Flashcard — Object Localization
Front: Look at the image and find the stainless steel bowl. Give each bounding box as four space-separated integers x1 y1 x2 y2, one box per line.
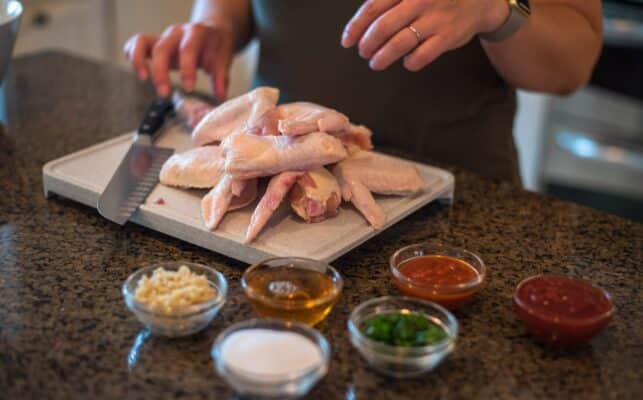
0 1 22 84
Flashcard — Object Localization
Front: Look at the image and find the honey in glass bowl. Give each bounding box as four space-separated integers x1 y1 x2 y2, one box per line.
241 258 343 326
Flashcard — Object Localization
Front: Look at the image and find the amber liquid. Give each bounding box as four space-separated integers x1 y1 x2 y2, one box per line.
245 266 339 326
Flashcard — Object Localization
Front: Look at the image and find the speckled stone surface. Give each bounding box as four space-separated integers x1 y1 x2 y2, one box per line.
0 52 641 400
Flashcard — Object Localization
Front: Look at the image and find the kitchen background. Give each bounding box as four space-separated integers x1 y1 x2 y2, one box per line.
7 0 643 222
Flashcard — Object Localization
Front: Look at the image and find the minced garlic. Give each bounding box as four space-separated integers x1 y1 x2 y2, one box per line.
134 266 216 314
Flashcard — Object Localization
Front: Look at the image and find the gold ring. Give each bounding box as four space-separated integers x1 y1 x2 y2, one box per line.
408 25 422 42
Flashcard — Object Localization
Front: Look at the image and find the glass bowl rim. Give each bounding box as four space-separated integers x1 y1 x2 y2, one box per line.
122 261 228 318
211 318 330 384
513 274 615 326
390 243 486 293
241 257 343 309
347 295 459 355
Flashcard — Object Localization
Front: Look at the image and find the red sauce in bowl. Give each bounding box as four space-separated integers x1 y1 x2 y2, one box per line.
392 255 484 310
399 256 479 285
513 275 614 347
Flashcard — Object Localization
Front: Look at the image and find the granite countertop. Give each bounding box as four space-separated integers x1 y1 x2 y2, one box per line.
1 52 641 400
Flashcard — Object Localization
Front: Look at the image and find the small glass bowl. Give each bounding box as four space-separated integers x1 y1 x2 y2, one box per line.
122 262 227 337
348 296 458 377
211 318 330 399
390 243 486 310
513 275 615 347
241 257 343 326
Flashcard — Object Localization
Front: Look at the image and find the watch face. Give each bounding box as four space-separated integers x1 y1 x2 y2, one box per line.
516 0 531 14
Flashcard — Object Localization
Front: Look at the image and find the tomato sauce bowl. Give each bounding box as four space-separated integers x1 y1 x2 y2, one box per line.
389 243 486 310
513 275 615 347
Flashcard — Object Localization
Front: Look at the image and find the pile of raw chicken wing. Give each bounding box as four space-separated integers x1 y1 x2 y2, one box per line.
159 87 426 243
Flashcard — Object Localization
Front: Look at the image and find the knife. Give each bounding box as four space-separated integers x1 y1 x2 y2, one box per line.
97 99 175 225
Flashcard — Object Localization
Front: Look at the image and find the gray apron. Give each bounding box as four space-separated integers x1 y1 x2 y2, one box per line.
251 0 521 183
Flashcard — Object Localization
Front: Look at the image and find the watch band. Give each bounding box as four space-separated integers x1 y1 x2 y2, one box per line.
479 0 531 42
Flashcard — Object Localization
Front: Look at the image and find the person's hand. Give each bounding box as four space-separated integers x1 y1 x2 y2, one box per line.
341 0 510 72
123 22 235 99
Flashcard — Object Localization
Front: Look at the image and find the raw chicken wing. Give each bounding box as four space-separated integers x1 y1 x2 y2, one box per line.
159 146 224 188
247 107 281 136
244 171 304 243
192 87 279 145
223 131 347 180
332 151 424 229
289 167 341 223
332 124 373 154
277 102 349 136
172 92 214 129
201 177 258 230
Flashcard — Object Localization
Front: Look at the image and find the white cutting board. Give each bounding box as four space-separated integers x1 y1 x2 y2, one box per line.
42 123 454 263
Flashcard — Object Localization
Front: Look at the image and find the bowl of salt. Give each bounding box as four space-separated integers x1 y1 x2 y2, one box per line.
211 318 330 399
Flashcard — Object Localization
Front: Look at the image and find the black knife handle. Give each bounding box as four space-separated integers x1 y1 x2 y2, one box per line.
138 98 174 139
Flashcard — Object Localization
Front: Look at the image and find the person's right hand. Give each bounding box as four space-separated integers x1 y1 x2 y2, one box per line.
123 22 235 100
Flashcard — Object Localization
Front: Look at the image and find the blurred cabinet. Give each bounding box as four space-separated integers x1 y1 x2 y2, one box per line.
14 0 109 60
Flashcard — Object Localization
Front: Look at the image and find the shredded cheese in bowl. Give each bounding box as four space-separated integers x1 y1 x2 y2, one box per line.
134 265 217 314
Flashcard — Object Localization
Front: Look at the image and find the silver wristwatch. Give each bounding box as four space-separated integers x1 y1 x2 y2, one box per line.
479 0 531 42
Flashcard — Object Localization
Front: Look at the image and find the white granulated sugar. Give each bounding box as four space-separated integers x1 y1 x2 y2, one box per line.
220 328 323 382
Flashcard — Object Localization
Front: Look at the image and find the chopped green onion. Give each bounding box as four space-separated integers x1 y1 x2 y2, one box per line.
362 312 447 347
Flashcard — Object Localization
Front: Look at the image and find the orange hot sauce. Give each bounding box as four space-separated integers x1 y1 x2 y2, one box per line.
392 255 483 310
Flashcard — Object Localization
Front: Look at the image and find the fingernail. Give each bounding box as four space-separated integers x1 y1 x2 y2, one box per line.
183 79 195 92
341 31 352 48
138 70 148 80
369 58 381 71
157 84 170 97
403 56 417 71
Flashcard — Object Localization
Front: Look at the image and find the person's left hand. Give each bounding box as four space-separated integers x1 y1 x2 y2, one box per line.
341 0 510 71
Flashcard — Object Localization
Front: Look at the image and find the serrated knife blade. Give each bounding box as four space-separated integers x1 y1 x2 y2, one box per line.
97 99 175 225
